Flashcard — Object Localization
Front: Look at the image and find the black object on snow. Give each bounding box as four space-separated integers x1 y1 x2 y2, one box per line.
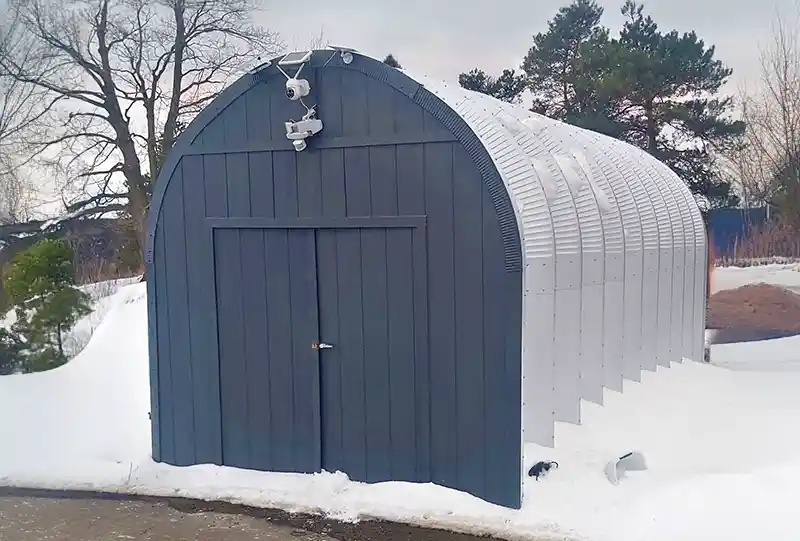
527 460 559 480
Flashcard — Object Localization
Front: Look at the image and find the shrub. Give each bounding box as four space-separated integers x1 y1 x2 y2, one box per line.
714 219 800 267
0 328 23 375
4 239 91 372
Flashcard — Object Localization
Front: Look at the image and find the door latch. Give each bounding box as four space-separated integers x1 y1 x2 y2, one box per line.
312 342 334 349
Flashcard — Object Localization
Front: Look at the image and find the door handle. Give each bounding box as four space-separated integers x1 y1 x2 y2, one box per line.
312 342 334 349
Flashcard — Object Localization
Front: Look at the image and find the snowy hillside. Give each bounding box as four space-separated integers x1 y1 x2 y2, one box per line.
1 265 800 541
1 276 142 359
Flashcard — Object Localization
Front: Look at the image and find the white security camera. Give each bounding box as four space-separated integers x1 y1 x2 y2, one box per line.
285 112 323 152
286 78 310 101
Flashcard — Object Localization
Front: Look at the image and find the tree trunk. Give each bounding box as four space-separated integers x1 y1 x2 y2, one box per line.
56 323 63 357
645 100 658 154
127 186 149 283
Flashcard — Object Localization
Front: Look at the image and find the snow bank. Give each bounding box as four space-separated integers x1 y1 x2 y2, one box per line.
1 275 142 357
713 263 800 294
0 283 151 486
2 267 800 541
523 356 800 541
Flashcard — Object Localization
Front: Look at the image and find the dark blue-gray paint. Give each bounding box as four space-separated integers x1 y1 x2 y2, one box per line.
146 51 523 509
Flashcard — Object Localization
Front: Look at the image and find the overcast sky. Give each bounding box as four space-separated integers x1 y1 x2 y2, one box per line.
258 0 798 94
5 0 797 217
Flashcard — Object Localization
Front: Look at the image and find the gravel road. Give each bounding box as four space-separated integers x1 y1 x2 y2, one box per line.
0 489 510 541
0 496 334 541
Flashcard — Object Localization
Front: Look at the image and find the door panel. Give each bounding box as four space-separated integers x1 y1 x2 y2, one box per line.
316 228 365 479
361 229 392 481
284 228 323 471
384 228 421 480
316 227 424 483
215 227 321 473
214 228 249 468
214 224 427 483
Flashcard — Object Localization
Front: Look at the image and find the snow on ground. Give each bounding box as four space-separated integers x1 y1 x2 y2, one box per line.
1 265 800 541
0 284 151 485
1 276 141 358
712 262 800 294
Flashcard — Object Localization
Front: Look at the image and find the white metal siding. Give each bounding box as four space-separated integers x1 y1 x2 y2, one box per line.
636 154 688 362
512 112 608 415
576 131 657 379
492 107 585 426
416 78 558 448
644 154 708 362
629 146 675 369
406 71 707 451
540 120 631 395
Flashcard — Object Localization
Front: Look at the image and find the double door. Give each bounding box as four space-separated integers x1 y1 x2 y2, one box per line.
213 221 428 483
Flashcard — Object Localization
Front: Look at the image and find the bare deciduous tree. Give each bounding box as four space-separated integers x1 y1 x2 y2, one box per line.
302 28 329 51
0 170 28 224
0 0 282 260
0 9 60 224
733 4 800 218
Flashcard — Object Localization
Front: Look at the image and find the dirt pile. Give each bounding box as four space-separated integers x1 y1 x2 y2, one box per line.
707 283 800 333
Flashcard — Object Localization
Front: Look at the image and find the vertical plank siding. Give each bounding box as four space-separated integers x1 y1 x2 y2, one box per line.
150 65 523 508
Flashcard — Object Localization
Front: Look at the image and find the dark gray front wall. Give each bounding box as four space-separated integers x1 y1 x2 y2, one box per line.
146 52 523 508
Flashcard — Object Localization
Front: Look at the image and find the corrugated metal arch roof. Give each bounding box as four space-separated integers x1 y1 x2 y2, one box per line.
146 52 526 273
143 48 708 469
406 67 707 443
407 70 701 268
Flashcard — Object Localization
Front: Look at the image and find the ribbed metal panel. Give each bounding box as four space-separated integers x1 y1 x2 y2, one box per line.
614 147 660 253
472 106 581 425
640 164 674 250
497 108 605 413
645 159 681 363
630 154 675 367
678 170 708 363
412 88 523 272
560 155 605 254
515 115 582 260
636 154 689 362
543 123 639 291
647 157 707 363
638 154 695 361
572 149 622 252
411 77 558 447
458 93 564 442
586 135 646 381
412 70 709 447
486 106 583 424
665 174 689 361
592 146 644 252
669 174 699 360
608 139 669 372
692 206 708 363
681 184 705 359
523 116 610 258
511 111 610 406
535 119 635 392
574 132 653 377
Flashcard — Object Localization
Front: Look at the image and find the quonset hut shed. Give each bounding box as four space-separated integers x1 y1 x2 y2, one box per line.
146 48 708 510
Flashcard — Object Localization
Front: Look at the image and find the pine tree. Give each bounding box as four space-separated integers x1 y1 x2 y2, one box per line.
458 68 527 103
383 54 402 68
457 0 744 207
520 0 615 127
0 328 23 375
5 239 91 372
611 0 745 205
